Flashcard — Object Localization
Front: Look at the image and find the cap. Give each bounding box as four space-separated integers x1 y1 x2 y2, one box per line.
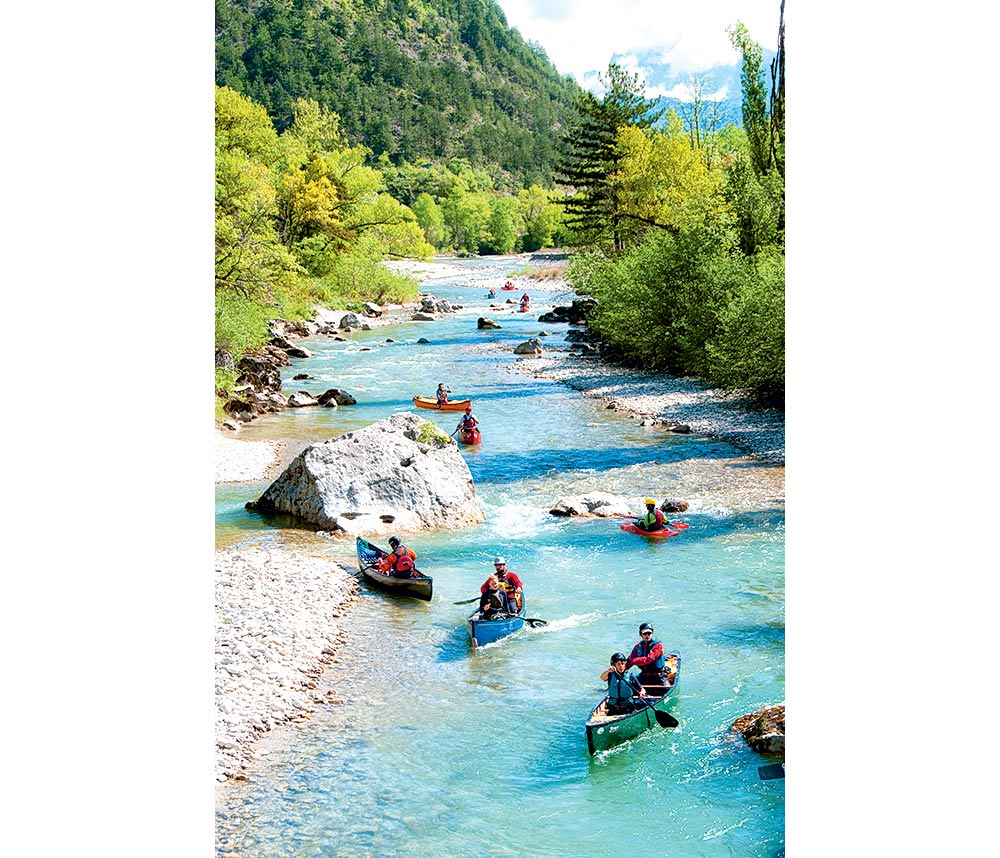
494 556 506 565
639 622 653 633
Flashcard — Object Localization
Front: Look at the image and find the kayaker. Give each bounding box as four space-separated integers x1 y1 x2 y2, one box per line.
455 405 479 434
487 287 497 298
635 497 666 532
481 556 523 613
478 574 507 619
600 652 647 714
625 623 675 691
378 535 418 578
436 383 451 408
519 293 530 310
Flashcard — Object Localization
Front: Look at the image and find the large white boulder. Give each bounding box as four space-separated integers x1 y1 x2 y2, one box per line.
248 413 484 535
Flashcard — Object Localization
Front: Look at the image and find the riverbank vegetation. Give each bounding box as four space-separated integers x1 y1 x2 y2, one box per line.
560 9 785 407
215 86 431 400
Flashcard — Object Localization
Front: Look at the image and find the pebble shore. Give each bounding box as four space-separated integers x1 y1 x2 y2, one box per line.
214 258 784 782
215 548 358 781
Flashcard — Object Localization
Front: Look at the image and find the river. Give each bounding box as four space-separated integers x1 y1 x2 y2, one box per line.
215 256 785 857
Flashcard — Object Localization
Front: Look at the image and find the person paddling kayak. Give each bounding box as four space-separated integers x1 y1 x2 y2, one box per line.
635 498 666 532
455 405 479 434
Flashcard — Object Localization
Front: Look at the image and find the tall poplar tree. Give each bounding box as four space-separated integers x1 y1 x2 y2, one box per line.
556 64 662 252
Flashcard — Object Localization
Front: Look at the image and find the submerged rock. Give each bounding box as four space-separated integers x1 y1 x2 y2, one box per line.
247 412 484 534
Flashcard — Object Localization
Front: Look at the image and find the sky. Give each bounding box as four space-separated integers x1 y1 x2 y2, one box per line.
494 0 783 97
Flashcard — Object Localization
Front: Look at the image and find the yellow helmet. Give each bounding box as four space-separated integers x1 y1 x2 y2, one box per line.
644 497 657 506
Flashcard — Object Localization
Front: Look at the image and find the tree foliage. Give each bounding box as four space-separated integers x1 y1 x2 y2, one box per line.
556 64 662 252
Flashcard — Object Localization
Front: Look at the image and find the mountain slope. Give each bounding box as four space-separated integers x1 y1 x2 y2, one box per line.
215 0 582 189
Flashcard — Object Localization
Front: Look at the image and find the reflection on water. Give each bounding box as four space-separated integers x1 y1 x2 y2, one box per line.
216 258 784 857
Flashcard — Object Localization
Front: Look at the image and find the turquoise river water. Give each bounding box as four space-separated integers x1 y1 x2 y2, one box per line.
215 257 785 857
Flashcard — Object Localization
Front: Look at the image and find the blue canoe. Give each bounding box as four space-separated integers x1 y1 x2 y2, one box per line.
466 597 526 648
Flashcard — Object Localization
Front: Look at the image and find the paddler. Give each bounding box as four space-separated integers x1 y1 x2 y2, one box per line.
635 497 666 532
625 623 676 692
480 556 523 614
455 405 479 434
600 652 647 714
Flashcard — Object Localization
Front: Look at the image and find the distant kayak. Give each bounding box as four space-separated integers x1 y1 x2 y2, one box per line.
457 427 482 445
501 284 517 291
412 396 472 412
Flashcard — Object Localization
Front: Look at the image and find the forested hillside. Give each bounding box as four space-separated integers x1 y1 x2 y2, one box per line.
215 0 582 190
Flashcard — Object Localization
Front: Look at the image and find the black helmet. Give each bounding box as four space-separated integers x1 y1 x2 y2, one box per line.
610 652 627 664
388 535 400 548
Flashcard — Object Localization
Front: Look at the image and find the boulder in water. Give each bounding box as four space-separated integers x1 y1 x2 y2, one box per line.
247 413 484 535
477 317 501 330
732 703 785 758
549 492 631 517
513 338 543 355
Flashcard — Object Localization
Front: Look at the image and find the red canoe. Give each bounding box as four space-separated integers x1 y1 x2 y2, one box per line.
457 428 482 445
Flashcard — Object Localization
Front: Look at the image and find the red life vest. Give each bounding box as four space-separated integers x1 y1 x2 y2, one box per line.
391 547 414 574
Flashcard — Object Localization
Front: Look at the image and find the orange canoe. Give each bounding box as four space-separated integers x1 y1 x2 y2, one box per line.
412 396 472 412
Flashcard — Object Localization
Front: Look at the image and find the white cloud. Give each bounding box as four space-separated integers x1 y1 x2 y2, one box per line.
648 82 730 103
496 0 781 88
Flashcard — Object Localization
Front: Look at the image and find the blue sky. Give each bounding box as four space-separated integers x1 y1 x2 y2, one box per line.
495 0 782 100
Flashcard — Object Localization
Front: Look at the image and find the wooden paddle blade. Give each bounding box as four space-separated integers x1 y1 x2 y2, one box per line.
757 763 785 780
653 709 679 728
453 597 481 605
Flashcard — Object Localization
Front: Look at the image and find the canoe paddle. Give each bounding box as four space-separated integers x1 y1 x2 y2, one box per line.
758 763 785 780
636 697 679 728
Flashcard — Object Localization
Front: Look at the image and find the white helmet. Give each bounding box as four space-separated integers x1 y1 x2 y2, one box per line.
493 556 506 565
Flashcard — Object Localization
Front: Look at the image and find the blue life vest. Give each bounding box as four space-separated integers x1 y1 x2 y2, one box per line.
635 639 665 672
607 671 638 704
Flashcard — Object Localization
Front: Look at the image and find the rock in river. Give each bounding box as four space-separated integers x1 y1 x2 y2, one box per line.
247 413 485 535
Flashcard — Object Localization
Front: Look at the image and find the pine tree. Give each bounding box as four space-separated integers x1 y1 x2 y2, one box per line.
555 64 662 253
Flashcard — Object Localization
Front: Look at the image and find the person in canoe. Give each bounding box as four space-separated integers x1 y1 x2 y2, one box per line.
626 623 676 691
435 383 451 408
481 556 523 613
378 536 418 578
478 574 507 619
455 405 479 434
635 497 666 532
599 652 648 714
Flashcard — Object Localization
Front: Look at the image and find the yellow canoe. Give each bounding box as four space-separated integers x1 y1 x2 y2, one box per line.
412 396 472 412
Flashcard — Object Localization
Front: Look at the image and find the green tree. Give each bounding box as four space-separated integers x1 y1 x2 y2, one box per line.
517 184 562 251
411 192 448 248
556 63 662 252
484 196 521 254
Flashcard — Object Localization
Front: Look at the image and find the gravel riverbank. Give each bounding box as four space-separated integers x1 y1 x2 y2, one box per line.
215 548 358 781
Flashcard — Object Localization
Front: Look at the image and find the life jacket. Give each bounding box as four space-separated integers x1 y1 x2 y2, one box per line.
634 639 665 673
607 671 638 705
497 574 521 611
390 546 414 575
461 414 477 429
639 508 664 530
481 588 505 616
